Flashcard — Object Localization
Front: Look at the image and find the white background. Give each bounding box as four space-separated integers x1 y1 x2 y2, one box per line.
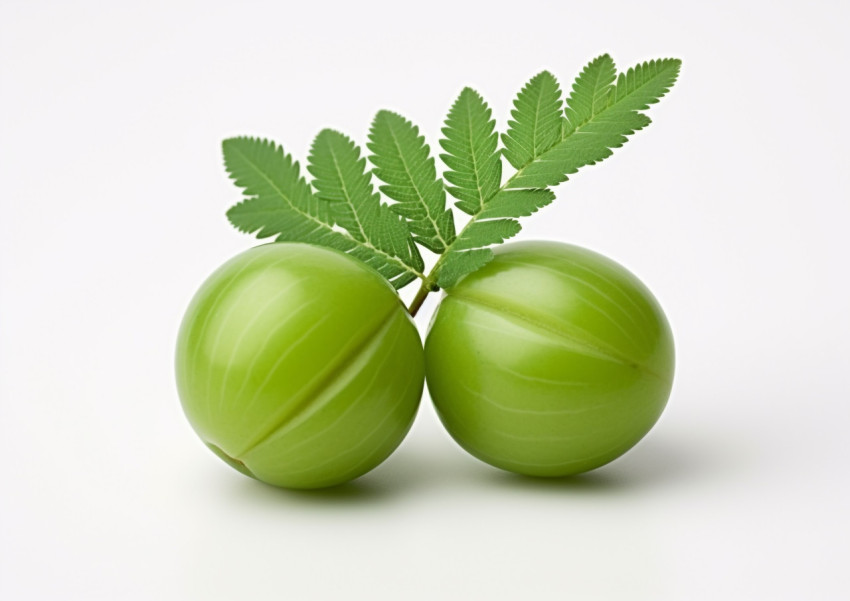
2 1 849 599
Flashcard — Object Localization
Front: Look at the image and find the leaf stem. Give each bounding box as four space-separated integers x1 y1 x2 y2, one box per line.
407 279 433 317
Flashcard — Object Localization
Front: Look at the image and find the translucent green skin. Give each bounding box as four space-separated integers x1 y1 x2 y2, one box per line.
425 241 674 477
175 243 424 489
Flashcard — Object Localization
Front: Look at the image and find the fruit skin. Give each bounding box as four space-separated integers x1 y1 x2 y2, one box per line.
175 243 424 489
425 241 674 477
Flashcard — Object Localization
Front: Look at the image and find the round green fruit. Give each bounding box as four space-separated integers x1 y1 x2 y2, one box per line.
175 243 424 489
425 241 675 477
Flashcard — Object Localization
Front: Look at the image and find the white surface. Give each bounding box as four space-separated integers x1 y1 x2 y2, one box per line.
2 1 849 599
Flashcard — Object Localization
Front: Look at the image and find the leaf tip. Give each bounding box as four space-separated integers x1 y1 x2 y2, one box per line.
221 136 244 154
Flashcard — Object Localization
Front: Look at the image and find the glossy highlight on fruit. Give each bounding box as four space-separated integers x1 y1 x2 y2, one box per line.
425 241 675 477
175 243 424 489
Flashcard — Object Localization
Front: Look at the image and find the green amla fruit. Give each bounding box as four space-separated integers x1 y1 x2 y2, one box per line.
176 243 424 489
425 241 675 477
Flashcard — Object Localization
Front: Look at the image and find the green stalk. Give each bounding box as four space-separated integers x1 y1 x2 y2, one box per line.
406 279 433 318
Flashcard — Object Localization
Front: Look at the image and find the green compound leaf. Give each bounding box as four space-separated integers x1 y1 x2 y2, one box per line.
507 57 681 189
223 136 422 289
367 110 456 254
223 55 681 300
432 57 679 291
439 87 502 216
307 129 424 276
501 70 565 170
